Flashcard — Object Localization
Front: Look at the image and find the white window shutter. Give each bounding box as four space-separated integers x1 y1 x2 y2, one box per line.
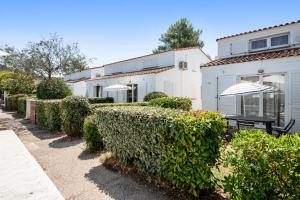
290 72 300 131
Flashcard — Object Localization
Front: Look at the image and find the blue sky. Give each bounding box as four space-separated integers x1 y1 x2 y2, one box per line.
1 0 299 67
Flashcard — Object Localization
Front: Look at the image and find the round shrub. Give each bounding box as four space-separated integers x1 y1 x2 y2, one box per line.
223 130 300 200
148 96 192 111
83 115 104 151
37 78 71 99
60 96 90 136
143 91 167 101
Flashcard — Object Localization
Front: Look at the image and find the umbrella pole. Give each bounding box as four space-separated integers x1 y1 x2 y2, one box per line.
243 95 246 118
132 84 134 103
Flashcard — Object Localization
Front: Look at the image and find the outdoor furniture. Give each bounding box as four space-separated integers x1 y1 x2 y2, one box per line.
237 120 255 130
225 115 275 134
272 119 295 136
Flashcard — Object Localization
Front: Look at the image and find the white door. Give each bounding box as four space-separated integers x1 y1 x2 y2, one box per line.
217 75 237 115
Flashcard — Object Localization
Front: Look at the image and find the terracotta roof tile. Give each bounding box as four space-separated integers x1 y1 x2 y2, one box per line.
201 47 300 68
87 65 174 81
217 19 300 41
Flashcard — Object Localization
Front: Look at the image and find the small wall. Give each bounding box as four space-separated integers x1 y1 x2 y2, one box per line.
26 99 36 124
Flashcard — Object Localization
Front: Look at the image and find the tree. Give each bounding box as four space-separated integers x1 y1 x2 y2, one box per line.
2 34 90 80
36 78 72 99
0 71 35 95
153 18 204 53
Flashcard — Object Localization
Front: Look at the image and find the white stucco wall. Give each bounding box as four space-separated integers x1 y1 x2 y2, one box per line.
66 81 87 97
201 56 300 131
218 23 300 58
64 69 91 81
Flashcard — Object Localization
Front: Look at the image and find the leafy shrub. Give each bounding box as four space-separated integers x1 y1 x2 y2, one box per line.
83 115 104 151
95 107 226 196
88 97 114 104
36 78 72 99
90 102 148 110
36 100 61 131
148 96 192 111
60 96 90 136
17 97 27 115
144 91 167 101
223 130 300 200
5 94 28 111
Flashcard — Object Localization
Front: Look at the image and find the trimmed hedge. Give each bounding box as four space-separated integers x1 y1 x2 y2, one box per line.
83 115 104 151
17 97 27 115
144 91 168 101
148 96 192 111
36 100 61 131
5 94 28 111
60 96 90 136
95 107 226 196
88 97 114 104
223 130 300 200
90 102 148 110
37 78 72 99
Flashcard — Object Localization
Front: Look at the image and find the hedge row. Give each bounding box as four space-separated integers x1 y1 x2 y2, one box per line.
88 97 114 104
223 130 300 200
5 94 28 111
36 100 62 131
148 96 192 111
93 106 226 196
60 96 90 136
90 102 148 110
83 114 104 151
144 91 167 101
17 97 27 116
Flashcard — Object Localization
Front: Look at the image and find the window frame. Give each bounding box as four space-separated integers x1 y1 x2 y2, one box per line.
249 32 290 52
250 38 268 51
270 33 289 48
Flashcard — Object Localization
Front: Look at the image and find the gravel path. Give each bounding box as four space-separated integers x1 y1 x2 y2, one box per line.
0 110 168 200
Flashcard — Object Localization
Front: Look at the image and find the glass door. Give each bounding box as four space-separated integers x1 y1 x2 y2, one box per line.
127 84 138 102
240 76 260 117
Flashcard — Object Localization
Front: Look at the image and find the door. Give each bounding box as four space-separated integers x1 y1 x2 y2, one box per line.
217 75 237 115
127 84 138 102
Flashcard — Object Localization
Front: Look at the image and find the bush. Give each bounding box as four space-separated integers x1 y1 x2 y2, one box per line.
60 96 90 136
223 130 300 200
36 78 72 99
95 107 226 196
5 94 28 111
88 97 114 104
148 96 192 111
83 115 104 151
17 97 27 115
90 102 148 110
36 100 61 131
144 91 168 101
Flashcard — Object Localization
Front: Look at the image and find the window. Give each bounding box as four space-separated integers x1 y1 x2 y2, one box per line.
271 35 288 46
240 74 285 127
95 85 102 97
251 39 267 50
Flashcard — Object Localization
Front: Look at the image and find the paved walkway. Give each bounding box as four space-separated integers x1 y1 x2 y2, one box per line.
0 110 168 200
0 130 64 200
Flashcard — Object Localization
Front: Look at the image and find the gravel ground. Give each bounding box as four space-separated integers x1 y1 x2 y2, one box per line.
0 109 168 200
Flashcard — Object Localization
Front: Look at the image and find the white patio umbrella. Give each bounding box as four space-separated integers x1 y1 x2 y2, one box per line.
0 50 10 57
220 82 272 117
103 84 132 102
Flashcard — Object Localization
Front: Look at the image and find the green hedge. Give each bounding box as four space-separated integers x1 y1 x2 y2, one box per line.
223 130 300 200
148 96 192 111
88 97 114 104
60 96 90 136
17 97 27 115
36 78 71 99
5 94 28 111
90 102 148 110
95 107 226 196
36 100 62 131
144 91 168 101
83 115 104 151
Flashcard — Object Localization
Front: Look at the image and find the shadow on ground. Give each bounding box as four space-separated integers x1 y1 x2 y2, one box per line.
85 165 167 200
78 150 98 160
49 136 82 148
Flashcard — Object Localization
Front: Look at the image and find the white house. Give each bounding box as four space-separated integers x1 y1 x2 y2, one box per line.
201 19 300 131
65 47 211 109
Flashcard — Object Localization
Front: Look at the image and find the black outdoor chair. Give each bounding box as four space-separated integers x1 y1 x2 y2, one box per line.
237 120 255 130
272 119 295 136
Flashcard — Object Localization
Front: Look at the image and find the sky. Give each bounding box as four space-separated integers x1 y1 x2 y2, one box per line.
1 0 300 67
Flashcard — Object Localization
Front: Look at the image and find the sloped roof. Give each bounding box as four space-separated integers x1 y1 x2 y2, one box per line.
87 65 174 81
201 47 300 68
217 19 300 41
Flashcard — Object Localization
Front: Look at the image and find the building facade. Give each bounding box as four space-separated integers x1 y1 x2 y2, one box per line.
65 47 210 109
201 20 300 131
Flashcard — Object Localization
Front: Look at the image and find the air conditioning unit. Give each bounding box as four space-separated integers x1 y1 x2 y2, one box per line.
179 61 188 70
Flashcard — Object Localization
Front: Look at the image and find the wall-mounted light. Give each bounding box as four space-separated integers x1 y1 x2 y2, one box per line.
258 69 264 74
